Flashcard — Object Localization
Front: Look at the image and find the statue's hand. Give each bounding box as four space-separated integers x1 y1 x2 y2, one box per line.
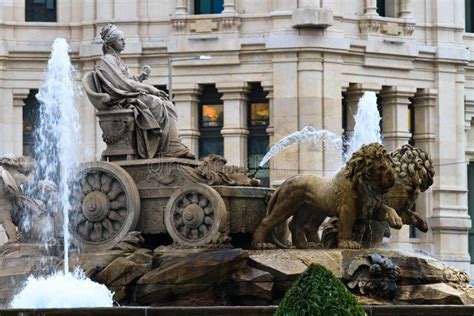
158 90 169 100
142 65 151 76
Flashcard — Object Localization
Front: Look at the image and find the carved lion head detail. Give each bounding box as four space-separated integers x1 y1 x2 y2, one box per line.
390 144 435 192
345 143 396 194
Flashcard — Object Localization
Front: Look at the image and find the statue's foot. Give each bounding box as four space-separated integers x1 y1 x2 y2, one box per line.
337 240 361 249
252 242 277 250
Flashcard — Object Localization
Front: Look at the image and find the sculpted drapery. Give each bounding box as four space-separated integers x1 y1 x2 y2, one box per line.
92 24 194 159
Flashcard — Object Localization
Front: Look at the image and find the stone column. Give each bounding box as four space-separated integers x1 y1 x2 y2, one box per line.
412 88 437 249
379 86 415 151
217 82 249 167
223 0 236 13
364 0 379 16
344 84 365 139
399 0 413 19
271 53 299 185
12 89 29 155
379 86 416 246
430 64 471 271
297 52 323 176
261 81 274 145
175 0 188 15
173 83 202 157
322 53 344 176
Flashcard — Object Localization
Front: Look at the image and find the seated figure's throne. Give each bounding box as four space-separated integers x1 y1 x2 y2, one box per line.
82 72 137 161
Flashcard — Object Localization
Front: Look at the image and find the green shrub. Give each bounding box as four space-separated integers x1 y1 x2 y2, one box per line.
275 263 366 316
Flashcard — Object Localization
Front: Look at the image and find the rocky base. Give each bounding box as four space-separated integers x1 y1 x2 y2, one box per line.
1 238 473 307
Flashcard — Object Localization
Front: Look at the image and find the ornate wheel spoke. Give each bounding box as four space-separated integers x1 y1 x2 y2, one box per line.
165 184 226 247
110 201 126 210
100 174 112 193
70 161 140 252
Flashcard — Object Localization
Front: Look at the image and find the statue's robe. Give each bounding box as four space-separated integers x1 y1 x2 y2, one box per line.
94 53 194 159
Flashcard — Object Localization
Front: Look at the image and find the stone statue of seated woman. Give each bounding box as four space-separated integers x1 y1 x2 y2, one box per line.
83 23 194 160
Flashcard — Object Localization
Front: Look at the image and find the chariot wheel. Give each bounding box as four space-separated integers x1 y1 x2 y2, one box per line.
69 161 140 251
165 184 226 247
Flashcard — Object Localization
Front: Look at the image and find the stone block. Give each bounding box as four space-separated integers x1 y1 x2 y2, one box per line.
292 8 333 29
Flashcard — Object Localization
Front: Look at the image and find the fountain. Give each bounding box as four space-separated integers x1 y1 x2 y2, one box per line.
9 38 113 308
0 25 473 313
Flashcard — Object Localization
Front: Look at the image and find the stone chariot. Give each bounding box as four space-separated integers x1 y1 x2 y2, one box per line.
72 72 274 251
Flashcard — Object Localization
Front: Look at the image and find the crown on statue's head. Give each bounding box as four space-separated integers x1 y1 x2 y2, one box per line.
100 24 118 42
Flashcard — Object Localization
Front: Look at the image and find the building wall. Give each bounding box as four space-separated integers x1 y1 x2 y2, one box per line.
0 0 472 273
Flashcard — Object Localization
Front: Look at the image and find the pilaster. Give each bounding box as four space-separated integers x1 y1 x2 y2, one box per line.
12 89 29 155
216 82 249 167
379 86 415 151
173 83 202 157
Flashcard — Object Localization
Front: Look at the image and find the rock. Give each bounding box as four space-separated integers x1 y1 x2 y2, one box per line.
0 243 58 307
398 283 470 305
95 256 151 287
135 248 248 305
69 250 126 277
229 267 274 304
249 249 343 280
125 248 153 269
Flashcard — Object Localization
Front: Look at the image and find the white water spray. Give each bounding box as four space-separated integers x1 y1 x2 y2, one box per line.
343 91 382 161
11 38 113 308
10 269 113 308
259 126 342 168
33 37 80 272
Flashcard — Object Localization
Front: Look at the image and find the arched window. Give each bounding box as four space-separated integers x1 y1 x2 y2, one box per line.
247 83 269 187
25 0 57 22
199 84 223 158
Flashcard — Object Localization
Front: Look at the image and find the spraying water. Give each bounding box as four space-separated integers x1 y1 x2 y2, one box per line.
32 38 80 272
11 38 113 308
343 91 382 161
10 268 113 308
256 91 381 174
259 126 342 168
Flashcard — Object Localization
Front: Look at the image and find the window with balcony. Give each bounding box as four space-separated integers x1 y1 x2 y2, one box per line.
194 0 224 15
25 0 57 22
247 83 270 187
199 84 224 158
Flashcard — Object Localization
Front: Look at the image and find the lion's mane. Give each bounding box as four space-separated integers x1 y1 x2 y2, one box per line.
344 143 395 219
390 144 434 192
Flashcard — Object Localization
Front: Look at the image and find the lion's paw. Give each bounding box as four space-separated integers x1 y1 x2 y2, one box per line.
416 219 429 233
388 213 403 229
337 240 361 249
253 242 277 250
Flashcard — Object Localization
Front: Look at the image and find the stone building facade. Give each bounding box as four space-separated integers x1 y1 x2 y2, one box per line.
1 0 474 274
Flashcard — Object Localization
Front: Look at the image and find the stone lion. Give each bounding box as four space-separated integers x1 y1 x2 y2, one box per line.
320 144 435 247
252 143 403 249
